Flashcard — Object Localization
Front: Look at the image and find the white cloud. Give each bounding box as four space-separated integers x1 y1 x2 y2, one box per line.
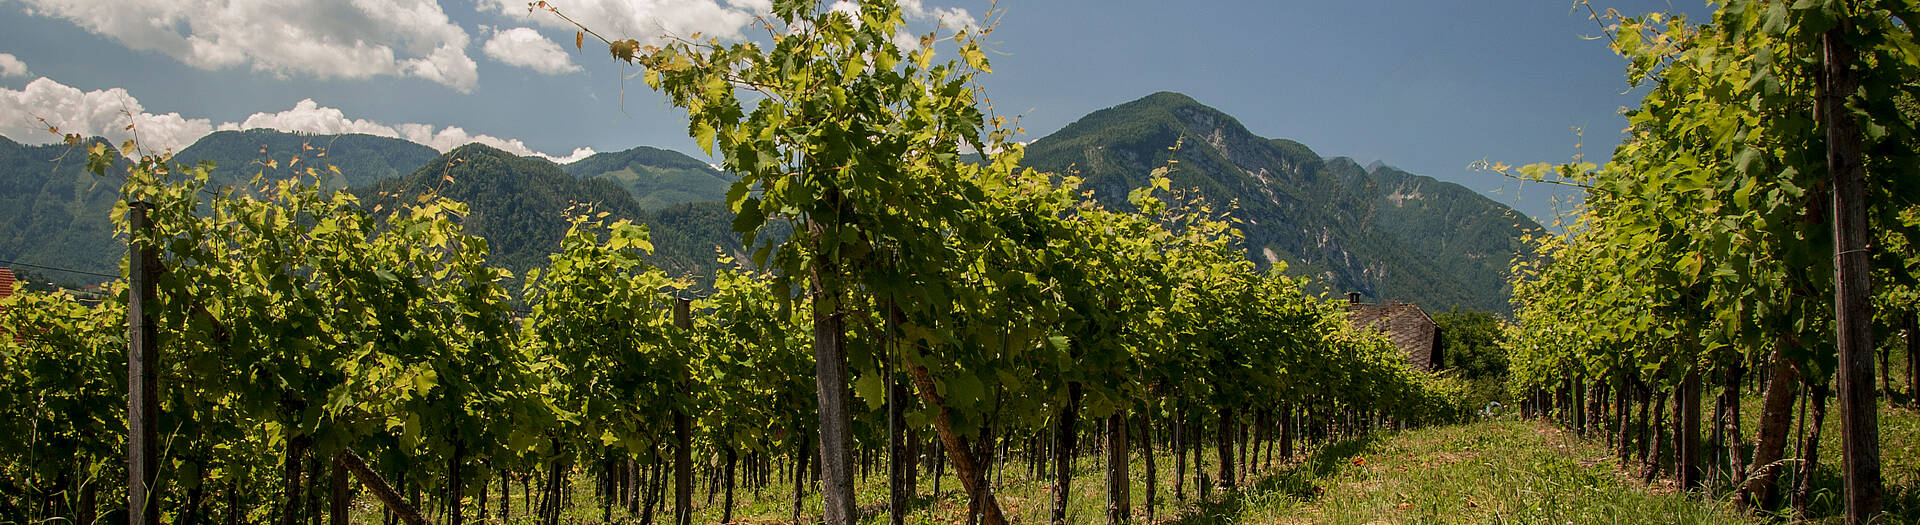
927 7 973 31
13 0 481 92
396 122 538 157
0 77 214 153
0 53 29 78
480 0 758 45
547 146 597 164
233 102 586 162
220 99 401 136
2 77 587 162
483 27 582 75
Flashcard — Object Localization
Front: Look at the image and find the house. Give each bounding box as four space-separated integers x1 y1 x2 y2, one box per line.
1345 292 1443 372
0 267 14 343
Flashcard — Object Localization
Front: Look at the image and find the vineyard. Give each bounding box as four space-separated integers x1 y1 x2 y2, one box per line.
0 2 1463 524
1502 1 1920 523
2 0 1918 524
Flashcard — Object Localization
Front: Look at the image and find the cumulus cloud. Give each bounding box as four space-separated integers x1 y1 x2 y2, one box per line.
481 0 759 45
546 147 597 164
0 77 214 153
2 77 587 162
221 99 401 136
0 53 29 78
13 0 481 92
483 27 582 75
233 103 585 162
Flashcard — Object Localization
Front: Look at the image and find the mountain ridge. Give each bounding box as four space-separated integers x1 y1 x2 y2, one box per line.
0 95 1536 311
1022 91 1538 312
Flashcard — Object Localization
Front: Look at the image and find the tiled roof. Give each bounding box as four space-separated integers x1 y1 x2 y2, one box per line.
1348 301 1442 371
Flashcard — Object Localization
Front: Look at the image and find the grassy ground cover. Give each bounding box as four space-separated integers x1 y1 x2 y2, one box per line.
351 395 1920 524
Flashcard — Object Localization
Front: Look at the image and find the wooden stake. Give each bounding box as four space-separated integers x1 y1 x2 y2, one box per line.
126 201 161 525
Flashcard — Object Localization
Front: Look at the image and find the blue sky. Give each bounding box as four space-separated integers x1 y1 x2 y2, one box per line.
0 0 1709 224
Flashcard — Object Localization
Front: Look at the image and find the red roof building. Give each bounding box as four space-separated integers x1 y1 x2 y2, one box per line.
0 267 15 343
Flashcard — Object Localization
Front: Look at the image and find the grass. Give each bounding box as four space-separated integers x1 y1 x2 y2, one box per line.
377 411 1911 524
1721 392 1920 524
1223 420 1750 524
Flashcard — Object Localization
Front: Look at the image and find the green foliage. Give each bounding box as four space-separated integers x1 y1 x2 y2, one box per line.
172 129 439 191
354 144 760 291
1432 306 1507 380
357 143 647 277
0 3 1474 522
1507 0 1920 394
521 214 681 455
0 289 126 521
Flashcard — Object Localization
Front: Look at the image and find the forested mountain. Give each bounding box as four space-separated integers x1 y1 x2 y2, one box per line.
173 129 439 190
354 143 747 285
1022 92 1539 312
0 131 743 284
1 94 1534 309
0 136 124 283
563 145 733 210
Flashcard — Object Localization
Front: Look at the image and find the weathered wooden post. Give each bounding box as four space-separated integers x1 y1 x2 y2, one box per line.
673 297 694 525
1822 10 1883 521
127 201 161 525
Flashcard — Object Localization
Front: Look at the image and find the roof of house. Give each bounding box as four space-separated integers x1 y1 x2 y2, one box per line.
0 267 15 300
1348 301 1441 370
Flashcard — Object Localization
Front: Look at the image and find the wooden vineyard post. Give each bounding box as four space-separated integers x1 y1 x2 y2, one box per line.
1679 370 1702 490
1908 313 1918 405
887 303 908 525
1822 11 1883 522
1051 382 1081 524
1105 412 1130 525
127 201 162 525
673 298 694 525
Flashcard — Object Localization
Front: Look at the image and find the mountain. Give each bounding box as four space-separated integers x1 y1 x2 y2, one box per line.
0 130 439 282
173 129 440 190
355 144 747 284
0 136 125 283
1 95 1534 309
563 145 734 211
1022 92 1539 313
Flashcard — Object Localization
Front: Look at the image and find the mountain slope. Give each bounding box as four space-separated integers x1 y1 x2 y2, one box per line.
563 145 733 211
173 129 440 190
355 144 746 283
0 130 440 282
1022 92 1538 312
0 136 124 282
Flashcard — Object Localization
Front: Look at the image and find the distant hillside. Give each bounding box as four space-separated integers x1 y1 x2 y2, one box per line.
564 145 733 210
173 129 439 190
0 136 124 282
2 96 1537 310
1022 92 1539 312
355 144 748 285
0 130 440 282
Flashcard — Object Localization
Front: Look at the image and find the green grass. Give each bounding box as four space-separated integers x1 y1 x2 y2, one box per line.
345 384 1920 524
389 413 1877 524
1221 420 1750 524
1721 393 1920 524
